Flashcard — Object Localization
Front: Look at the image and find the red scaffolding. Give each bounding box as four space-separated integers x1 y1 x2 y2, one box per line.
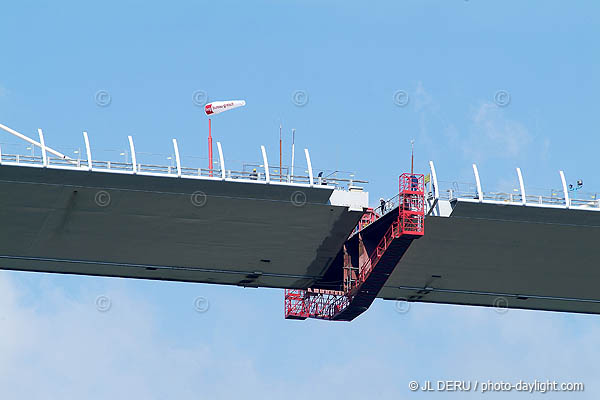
284 173 425 321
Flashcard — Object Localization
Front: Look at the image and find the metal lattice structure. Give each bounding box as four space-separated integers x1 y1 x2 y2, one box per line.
284 173 425 321
399 174 425 235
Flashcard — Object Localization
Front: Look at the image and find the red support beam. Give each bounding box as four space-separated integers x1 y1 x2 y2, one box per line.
284 173 425 321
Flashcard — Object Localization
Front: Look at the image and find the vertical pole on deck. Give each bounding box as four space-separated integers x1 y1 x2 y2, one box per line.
83 131 92 171
172 139 182 177
208 118 213 177
410 139 414 174
128 135 137 174
473 163 483 202
516 167 526 205
560 170 569 209
305 148 313 186
38 128 48 167
261 145 270 183
429 161 439 199
279 124 282 182
290 129 296 182
217 141 226 180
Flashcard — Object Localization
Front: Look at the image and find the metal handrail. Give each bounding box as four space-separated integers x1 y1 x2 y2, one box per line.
432 187 600 209
0 152 367 191
353 221 399 291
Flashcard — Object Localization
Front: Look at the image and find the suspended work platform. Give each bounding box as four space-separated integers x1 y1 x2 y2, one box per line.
284 174 425 321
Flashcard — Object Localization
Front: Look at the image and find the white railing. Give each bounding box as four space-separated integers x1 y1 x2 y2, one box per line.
431 181 600 209
0 124 368 191
425 162 600 211
0 153 367 190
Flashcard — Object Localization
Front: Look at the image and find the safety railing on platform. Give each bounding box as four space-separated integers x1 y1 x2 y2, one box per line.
434 180 600 209
348 175 424 293
375 193 400 217
355 176 426 234
0 152 367 191
284 289 351 320
437 180 478 201
240 163 367 188
353 221 400 291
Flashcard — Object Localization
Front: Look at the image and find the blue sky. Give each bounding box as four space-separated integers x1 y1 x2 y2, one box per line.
1 1 600 398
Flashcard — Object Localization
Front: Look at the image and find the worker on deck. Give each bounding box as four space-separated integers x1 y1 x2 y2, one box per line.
250 168 258 180
318 171 327 185
380 198 386 215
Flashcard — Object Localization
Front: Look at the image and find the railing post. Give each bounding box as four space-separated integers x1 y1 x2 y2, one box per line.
128 136 137 174
38 128 48 167
172 139 181 177
83 131 92 170
305 148 313 186
0 144 2 165
217 141 226 180
559 170 569 209
261 145 270 183
472 163 483 202
516 167 526 205
429 160 439 199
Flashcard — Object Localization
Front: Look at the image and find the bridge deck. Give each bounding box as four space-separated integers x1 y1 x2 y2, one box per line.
381 200 600 314
0 164 363 289
3 163 600 316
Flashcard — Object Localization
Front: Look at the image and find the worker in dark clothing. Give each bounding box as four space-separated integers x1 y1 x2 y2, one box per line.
380 198 386 215
410 175 419 191
250 168 258 180
318 171 327 185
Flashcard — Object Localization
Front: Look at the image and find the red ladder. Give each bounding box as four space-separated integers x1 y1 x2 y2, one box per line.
284 173 425 321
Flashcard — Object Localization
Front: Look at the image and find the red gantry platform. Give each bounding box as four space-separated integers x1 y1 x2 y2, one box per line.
285 173 425 321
